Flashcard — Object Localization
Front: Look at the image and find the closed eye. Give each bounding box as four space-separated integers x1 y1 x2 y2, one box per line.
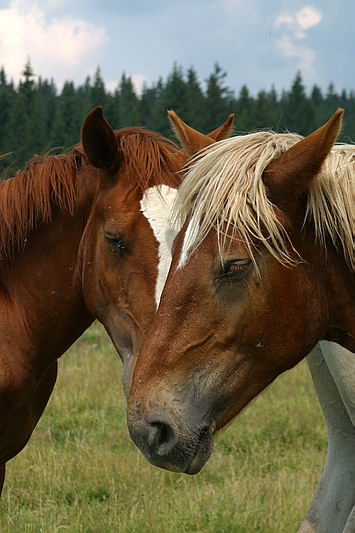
105 232 127 252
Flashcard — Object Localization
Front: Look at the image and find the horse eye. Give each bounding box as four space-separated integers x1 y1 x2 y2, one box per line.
105 232 127 252
221 259 251 277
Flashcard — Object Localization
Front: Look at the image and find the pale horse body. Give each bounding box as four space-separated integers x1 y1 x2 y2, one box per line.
301 344 355 533
141 182 355 533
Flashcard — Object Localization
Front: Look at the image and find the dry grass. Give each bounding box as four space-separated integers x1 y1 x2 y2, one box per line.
0 323 326 532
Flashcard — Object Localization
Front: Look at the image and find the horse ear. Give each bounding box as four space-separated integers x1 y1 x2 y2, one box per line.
168 110 215 156
81 106 120 170
207 114 234 141
263 109 343 207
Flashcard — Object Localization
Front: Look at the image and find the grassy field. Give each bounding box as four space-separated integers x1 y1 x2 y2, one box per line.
0 323 326 533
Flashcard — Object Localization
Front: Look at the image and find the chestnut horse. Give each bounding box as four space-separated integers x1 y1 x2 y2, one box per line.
128 110 355 533
0 106 234 493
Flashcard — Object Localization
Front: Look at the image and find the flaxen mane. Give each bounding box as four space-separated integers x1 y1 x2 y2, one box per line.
176 132 354 269
0 128 182 261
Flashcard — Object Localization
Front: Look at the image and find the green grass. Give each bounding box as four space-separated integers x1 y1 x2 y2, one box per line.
0 323 326 532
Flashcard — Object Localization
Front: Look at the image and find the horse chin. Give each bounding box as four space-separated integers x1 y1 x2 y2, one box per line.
184 436 214 475
145 434 213 475
183 421 215 475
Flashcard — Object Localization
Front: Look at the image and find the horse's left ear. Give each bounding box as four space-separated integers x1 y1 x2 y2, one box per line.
81 106 120 171
263 109 343 207
168 110 215 156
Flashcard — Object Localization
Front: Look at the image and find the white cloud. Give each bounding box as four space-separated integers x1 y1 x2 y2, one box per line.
12 0 72 13
275 5 322 40
274 5 322 82
0 0 107 88
277 36 316 73
296 6 322 31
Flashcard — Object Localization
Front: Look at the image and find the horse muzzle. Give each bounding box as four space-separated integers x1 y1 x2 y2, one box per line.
127 409 215 475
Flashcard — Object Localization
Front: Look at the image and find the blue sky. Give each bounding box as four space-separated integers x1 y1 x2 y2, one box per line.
0 0 353 95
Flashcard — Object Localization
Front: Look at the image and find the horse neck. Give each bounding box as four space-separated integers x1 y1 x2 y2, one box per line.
313 243 355 351
324 264 355 351
0 165 98 367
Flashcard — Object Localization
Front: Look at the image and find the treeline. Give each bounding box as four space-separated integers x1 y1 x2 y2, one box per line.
0 61 354 173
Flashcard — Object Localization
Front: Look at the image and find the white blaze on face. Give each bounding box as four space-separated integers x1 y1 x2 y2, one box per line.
140 185 181 307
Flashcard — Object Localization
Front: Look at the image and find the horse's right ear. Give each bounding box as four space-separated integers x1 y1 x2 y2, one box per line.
263 109 343 211
81 107 120 170
207 114 234 141
168 111 215 156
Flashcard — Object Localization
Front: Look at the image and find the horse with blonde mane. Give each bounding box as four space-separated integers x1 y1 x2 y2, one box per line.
0 106 234 493
128 110 355 533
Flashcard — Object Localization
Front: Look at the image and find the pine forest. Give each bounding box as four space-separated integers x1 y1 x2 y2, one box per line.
0 61 354 174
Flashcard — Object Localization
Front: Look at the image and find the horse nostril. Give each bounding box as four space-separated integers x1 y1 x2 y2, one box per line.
146 419 177 457
147 422 159 448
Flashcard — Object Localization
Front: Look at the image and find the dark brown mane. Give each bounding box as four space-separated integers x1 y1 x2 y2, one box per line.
114 128 183 192
0 149 82 260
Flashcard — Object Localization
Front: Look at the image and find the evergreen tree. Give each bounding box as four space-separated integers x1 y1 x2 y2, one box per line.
76 75 93 117
183 67 205 131
106 86 120 129
338 89 351 141
343 90 355 142
325 83 339 109
139 83 159 130
0 62 353 175
254 90 275 129
234 85 254 132
269 85 278 107
37 77 57 149
91 67 106 108
310 85 326 129
203 63 232 132
311 85 323 107
0 67 15 170
156 64 188 136
268 85 281 130
52 81 85 148
140 78 168 133
6 59 47 168
162 64 187 112
117 73 140 127
21 59 35 95
281 71 314 134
